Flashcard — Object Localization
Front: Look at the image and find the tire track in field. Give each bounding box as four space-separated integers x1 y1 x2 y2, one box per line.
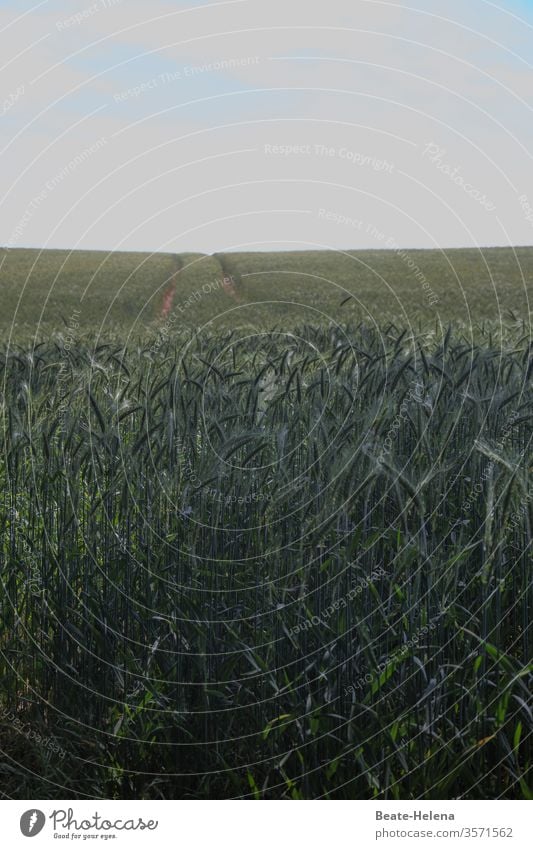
214 252 242 302
159 254 183 319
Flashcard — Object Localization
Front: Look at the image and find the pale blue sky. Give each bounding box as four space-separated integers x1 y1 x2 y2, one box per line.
1 0 533 253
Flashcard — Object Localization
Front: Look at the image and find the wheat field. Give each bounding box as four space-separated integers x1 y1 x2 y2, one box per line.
1 318 531 798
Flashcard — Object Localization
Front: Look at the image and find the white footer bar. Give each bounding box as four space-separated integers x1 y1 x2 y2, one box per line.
2 800 530 848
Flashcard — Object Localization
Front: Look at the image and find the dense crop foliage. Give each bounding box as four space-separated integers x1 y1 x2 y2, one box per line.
221 247 533 325
1 246 531 332
0 322 531 799
0 249 227 332
0 248 176 330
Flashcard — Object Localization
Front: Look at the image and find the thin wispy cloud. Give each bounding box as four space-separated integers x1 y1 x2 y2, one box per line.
1 0 532 252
